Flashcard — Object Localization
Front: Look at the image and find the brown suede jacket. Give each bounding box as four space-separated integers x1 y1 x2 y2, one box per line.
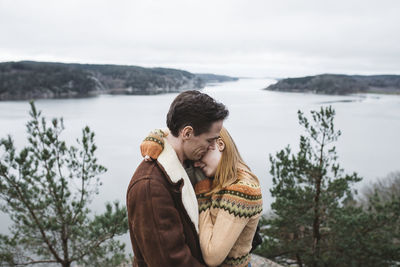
127 138 206 267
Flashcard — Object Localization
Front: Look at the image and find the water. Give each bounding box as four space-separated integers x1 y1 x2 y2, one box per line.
1 78 400 254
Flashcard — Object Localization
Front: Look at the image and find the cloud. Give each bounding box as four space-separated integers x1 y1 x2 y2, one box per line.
0 0 399 77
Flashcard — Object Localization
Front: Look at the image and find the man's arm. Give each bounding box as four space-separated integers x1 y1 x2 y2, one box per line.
127 178 205 267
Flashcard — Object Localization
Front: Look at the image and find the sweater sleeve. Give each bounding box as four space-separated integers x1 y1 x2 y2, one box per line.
198 183 263 267
195 178 213 213
140 128 168 160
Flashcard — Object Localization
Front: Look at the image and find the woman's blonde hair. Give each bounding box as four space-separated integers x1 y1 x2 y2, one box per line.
207 127 258 195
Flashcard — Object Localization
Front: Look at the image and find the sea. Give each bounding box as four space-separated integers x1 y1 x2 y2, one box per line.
1 78 399 255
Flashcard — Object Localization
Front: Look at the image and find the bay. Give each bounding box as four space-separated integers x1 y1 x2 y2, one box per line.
1 78 399 253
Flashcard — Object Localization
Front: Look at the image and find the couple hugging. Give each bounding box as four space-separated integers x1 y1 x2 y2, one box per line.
127 90 263 267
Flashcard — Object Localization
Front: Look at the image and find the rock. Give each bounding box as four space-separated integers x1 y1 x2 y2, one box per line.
250 254 283 267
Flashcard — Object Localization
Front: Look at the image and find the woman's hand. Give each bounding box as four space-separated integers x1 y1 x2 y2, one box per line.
140 128 168 160
193 161 205 168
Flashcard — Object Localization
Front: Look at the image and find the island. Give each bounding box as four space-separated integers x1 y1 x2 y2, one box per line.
194 73 238 83
0 61 237 100
265 74 400 95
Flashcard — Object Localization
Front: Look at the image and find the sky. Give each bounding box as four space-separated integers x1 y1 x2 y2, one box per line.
1 0 399 78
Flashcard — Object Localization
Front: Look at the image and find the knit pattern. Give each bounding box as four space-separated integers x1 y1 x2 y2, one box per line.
197 177 262 267
197 193 212 213
195 179 213 213
211 182 263 218
143 136 164 148
224 253 250 266
140 129 167 160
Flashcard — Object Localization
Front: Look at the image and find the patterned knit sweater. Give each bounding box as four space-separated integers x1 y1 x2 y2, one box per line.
195 176 262 267
140 129 263 267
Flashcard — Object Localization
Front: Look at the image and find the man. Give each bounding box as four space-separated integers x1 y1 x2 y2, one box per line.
127 90 229 266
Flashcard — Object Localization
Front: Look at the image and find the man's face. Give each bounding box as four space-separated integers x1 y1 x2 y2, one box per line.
182 120 223 161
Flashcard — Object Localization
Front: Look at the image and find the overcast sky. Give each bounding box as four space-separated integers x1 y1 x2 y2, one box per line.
1 0 399 77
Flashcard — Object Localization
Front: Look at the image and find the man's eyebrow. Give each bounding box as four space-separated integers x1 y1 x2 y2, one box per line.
207 136 220 141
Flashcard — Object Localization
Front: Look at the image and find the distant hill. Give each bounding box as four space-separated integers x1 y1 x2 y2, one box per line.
0 61 237 100
195 73 238 83
265 74 400 95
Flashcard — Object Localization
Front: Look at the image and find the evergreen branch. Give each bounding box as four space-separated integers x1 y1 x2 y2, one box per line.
13 259 59 266
70 232 116 262
0 170 63 263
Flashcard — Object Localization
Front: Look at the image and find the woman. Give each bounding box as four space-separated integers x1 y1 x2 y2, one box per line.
141 127 262 267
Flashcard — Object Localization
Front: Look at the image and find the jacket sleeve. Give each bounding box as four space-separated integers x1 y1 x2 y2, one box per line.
127 178 205 267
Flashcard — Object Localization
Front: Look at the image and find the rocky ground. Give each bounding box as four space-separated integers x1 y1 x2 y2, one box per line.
251 254 283 267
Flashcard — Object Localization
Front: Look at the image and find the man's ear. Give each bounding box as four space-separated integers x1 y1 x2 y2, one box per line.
217 138 225 151
181 126 194 140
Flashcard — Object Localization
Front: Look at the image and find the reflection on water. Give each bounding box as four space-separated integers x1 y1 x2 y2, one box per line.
317 99 360 104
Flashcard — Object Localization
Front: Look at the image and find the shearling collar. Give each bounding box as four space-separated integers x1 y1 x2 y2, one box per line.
157 138 199 233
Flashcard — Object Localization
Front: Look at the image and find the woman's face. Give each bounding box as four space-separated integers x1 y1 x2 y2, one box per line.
194 140 224 177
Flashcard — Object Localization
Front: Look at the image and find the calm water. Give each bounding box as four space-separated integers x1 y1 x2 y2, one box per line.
1 78 400 251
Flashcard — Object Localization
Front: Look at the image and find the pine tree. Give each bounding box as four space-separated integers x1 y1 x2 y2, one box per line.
256 106 362 266
0 102 128 266
334 172 400 266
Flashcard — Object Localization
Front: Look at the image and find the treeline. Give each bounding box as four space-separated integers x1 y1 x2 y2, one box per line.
266 74 400 95
255 107 400 266
195 73 239 83
0 61 237 100
0 61 98 100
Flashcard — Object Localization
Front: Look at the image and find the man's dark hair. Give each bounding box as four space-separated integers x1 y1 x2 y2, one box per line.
167 90 229 137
